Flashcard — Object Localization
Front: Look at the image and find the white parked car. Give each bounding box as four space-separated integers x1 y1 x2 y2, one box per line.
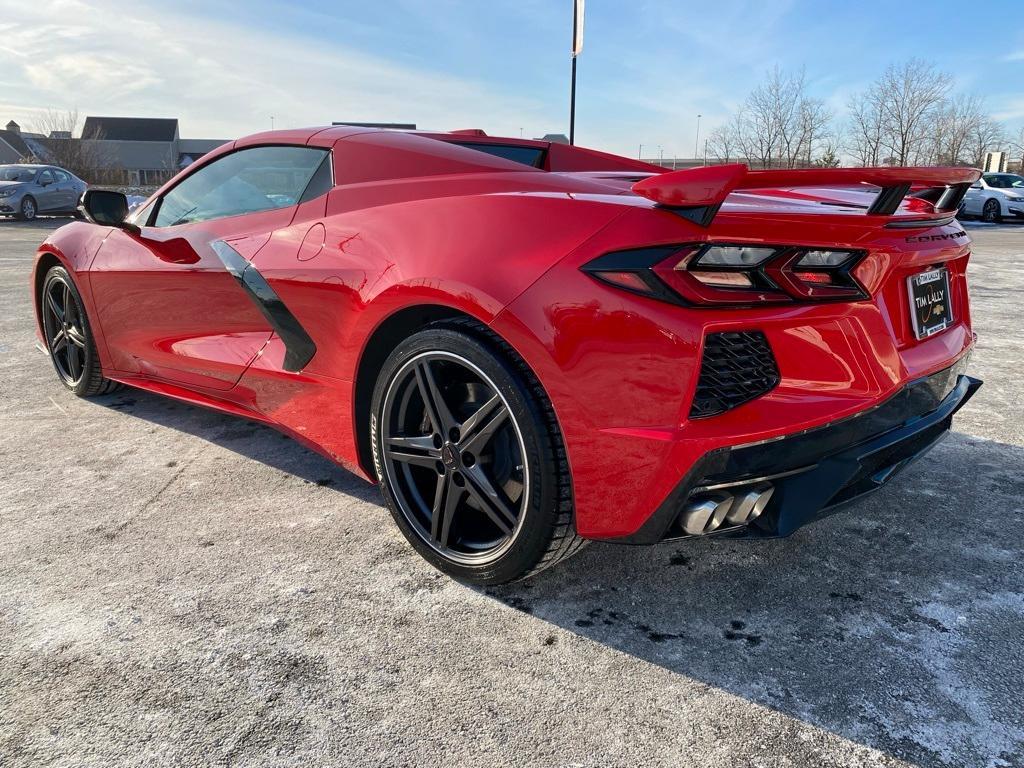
960 173 1024 222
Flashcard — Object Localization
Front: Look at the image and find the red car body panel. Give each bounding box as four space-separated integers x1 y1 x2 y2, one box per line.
32 127 980 541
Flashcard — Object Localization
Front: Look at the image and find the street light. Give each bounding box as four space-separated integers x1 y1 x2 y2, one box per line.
569 0 585 145
694 114 701 158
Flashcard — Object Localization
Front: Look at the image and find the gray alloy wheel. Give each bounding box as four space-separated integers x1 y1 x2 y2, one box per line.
19 196 37 221
370 320 587 584
379 350 530 567
41 266 120 397
982 198 1001 223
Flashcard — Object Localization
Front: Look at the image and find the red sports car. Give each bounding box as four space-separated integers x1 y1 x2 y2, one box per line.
32 127 982 584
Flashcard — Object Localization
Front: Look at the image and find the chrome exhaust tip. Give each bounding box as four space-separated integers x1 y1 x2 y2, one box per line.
678 492 732 535
678 482 774 536
724 482 774 526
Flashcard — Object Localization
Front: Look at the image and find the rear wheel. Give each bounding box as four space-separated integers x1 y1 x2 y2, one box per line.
371 320 584 584
982 198 1001 223
41 266 120 397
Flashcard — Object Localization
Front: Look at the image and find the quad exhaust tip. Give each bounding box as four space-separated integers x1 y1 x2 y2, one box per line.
678 482 774 536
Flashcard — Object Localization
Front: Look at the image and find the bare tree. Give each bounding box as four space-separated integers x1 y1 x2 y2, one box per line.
875 59 951 165
847 89 886 166
794 94 832 167
708 122 739 163
967 115 1005 168
29 109 114 182
1010 127 1024 171
720 67 833 169
928 94 1004 165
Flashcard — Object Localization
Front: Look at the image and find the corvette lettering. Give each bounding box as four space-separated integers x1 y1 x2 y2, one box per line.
905 230 967 243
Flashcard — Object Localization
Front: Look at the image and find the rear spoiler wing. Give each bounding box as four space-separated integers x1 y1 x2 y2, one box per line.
631 163 982 227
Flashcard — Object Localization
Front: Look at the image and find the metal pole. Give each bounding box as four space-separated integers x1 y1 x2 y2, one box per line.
570 57 576 145
694 114 701 158
569 3 577 145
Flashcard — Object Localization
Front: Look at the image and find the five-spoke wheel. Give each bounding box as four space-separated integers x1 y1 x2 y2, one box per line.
42 275 88 386
380 351 527 565
40 266 120 397
372 321 584 584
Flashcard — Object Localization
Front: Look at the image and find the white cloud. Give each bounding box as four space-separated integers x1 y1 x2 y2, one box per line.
1004 50 1024 62
0 0 559 140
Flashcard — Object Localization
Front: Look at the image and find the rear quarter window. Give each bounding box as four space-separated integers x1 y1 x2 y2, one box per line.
452 142 546 168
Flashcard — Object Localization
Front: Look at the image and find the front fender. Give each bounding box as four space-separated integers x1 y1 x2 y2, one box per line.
32 221 112 353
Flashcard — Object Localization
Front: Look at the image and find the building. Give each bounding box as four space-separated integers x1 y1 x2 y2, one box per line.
0 121 32 163
3 116 228 186
73 116 228 185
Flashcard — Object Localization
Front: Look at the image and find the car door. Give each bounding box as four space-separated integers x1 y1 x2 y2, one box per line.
87 144 331 391
51 169 77 210
34 169 62 212
962 179 985 216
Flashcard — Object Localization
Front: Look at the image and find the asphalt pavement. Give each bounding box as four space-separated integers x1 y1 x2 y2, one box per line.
1 217 1022 768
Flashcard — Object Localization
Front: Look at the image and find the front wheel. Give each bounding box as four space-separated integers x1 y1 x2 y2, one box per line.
17 195 37 221
371 320 584 585
982 198 1002 223
41 266 120 396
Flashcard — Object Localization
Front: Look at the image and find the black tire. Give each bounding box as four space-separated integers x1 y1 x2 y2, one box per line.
371 318 585 585
982 198 1001 223
17 195 37 221
41 266 120 397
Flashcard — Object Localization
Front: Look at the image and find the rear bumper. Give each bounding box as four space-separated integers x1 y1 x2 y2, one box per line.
614 357 980 544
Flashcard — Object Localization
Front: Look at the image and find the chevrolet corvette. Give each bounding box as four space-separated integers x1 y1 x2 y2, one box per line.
32 126 982 584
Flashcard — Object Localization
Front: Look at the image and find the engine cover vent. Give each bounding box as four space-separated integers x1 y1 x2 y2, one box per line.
690 331 779 418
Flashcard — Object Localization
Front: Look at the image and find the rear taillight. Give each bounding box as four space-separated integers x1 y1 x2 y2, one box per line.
582 244 867 307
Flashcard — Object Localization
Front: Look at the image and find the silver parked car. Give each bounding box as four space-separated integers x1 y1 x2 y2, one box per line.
960 172 1024 223
0 164 88 221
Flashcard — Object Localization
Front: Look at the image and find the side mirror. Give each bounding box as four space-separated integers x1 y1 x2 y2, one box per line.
80 189 140 234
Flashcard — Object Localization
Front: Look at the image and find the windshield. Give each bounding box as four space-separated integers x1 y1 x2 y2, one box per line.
0 166 36 182
984 174 1024 189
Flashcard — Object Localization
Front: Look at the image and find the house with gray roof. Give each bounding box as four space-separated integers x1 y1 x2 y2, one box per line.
5 116 228 186
0 121 33 163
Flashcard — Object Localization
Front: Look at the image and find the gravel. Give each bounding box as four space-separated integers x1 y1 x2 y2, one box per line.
1 218 1022 767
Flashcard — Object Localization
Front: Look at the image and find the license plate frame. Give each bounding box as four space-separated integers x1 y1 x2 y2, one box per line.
907 267 954 340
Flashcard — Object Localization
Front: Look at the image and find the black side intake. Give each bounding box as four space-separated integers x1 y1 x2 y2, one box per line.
690 331 779 419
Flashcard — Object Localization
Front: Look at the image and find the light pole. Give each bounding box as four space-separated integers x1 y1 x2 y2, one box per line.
658 145 664 166
694 114 701 159
638 143 645 160
569 0 585 145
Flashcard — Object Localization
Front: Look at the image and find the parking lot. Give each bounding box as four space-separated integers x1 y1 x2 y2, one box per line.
1 218 1022 767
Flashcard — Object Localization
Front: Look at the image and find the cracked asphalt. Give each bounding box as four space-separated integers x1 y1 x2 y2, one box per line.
1 218 1023 768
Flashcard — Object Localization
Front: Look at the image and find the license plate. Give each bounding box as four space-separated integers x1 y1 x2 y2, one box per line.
907 268 953 339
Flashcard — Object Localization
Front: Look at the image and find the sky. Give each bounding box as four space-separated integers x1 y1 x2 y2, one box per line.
0 0 1022 159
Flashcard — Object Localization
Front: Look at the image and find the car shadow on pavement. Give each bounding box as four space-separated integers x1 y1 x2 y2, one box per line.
485 433 1024 768
92 387 381 504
